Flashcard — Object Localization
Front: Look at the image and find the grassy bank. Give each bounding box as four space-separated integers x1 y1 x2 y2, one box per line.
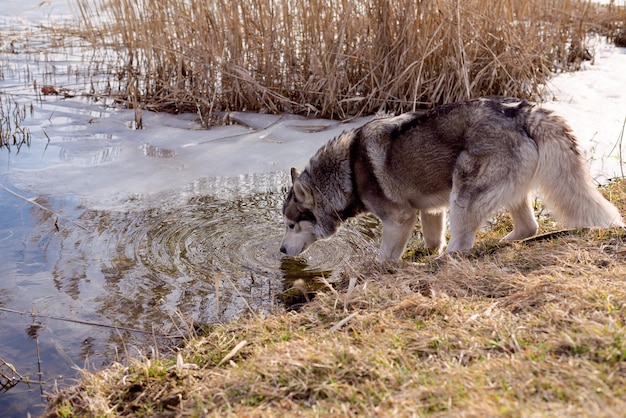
71 0 626 121
44 181 626 416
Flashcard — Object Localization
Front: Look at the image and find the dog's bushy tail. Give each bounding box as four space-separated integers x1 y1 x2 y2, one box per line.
523 107 624 228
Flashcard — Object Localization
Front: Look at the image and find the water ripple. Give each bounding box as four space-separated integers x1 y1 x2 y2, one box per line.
80 173 380 323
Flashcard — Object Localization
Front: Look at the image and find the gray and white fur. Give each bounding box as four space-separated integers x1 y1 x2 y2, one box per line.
280 97 624 262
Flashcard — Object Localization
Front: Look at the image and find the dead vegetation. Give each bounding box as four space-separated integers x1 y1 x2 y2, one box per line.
69 0 626 121
0 94 31 151
43 181 626 416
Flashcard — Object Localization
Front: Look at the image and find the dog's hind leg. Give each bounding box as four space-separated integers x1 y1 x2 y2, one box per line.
446 158 531 252
446 130 539 253
445 153 494 252
378 209 417 262
503 196 538 241
420 210 446 253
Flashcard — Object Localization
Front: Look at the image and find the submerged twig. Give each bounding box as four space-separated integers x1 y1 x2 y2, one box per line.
0 355 25 392
0 182 89 231
215 272 221 322
34 321 44 394
0 307 184 339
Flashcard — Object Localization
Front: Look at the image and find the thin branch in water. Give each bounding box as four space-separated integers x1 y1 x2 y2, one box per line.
0 355 25 392
0 306 186 339
0 182 89 231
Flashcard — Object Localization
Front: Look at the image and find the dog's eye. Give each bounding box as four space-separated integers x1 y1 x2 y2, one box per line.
288 223 296 230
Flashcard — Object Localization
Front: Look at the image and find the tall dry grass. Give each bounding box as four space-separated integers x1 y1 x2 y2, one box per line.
72 0 626 120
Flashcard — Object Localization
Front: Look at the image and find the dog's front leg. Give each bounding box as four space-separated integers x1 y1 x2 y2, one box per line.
378 209 417 262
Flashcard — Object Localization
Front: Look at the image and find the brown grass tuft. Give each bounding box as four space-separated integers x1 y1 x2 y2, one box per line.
69 0 626 121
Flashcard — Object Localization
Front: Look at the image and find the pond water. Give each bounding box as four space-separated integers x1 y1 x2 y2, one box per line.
0 2 378 415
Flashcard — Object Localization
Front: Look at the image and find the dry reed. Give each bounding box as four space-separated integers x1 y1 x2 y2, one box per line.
0 94 31 150
71 0 626 121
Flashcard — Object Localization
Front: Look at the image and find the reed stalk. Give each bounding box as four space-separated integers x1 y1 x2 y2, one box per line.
71 0 626 120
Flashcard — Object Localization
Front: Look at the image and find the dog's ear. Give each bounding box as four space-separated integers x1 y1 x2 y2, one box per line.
293 179 314 206
290 167 300 183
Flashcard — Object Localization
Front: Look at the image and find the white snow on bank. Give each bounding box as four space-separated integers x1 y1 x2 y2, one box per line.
542 39 626 183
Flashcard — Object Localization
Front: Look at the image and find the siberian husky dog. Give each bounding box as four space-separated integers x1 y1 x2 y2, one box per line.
280 97 624 261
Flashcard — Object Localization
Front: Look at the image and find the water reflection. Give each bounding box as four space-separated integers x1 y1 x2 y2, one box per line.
0 171 380 414
63 173 379 326
58 145 122 165
140 143 176 158
10 172 378 327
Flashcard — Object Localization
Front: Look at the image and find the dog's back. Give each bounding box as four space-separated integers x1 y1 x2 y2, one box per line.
357 98 533 211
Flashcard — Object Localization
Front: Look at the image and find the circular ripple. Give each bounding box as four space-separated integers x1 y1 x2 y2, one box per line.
83 174 380 321
137 193 379 280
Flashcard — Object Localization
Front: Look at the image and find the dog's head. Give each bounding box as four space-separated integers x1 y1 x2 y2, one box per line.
280 167 319 256
280 167 344 256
